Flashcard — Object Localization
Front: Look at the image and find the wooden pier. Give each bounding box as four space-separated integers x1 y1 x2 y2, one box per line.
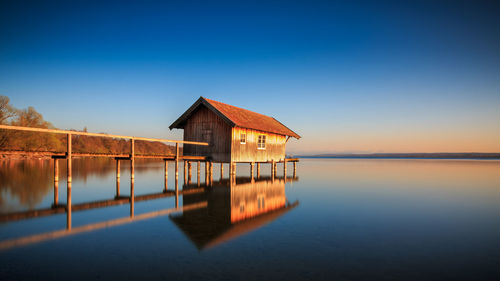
0 124 299 225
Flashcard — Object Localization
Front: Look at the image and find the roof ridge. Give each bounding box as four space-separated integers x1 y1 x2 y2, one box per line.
203 97 272 119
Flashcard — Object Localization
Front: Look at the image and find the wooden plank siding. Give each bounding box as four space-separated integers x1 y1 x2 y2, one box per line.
183 106 232 162
231 127 286 163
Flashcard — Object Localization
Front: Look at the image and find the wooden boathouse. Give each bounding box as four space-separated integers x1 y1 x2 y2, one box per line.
169 97 300 175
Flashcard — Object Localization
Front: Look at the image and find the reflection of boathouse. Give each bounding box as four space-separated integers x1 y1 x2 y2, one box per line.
170 177 299 250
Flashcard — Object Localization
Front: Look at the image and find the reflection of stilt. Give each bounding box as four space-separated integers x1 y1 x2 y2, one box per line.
53 158 59 206
257 163 260 179
66 134 72 230
130 139 135 218
116 159 120 197
164 160 168 192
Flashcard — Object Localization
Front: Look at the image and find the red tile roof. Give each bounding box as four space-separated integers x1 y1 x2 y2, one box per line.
169 97 300 139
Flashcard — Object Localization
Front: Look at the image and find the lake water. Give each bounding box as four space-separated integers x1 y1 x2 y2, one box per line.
1 158 500 280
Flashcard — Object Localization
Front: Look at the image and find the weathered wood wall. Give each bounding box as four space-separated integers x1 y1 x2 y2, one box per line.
231 127 286 162
183 106 232 162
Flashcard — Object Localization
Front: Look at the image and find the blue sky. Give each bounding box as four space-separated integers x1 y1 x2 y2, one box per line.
1 0 499 153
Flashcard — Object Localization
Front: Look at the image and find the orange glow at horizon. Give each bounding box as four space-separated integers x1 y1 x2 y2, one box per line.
287 131 500 154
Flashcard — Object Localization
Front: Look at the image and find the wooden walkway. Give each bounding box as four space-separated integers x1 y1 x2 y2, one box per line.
0 125 299 226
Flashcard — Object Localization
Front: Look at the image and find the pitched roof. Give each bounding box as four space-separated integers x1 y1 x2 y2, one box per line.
169 97 300 139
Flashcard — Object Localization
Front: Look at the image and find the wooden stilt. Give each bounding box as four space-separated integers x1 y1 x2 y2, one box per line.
197 161 201 187
53 158 59 206
130 138 135 218
205 161 209 185
257 163 260 178
164 160 168 192
250 162 254 179
293 162 297 178
188 161 192 183
175 143 179 183
175 179 179 208
283 159 287 179
116 159 120 197
220 163 224 180
230 162 236 176
184 160 188 185
66 133 72 230
209 162 213 186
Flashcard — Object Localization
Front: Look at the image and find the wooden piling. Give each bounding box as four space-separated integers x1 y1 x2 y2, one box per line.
250 162 254 179
197 161 201 186
257 163 260 178
116 159 120 197
271 160 275 178
209 162 213 185
184 160 188 184
283 159 287 179
293 161 297 178
130 138 135 218
175 143 179 182
230 162 236 176
205 161 209 185
188 161 192 184
164 160 168 192
66 133 72 230
220 163 224 180
53 159 59 206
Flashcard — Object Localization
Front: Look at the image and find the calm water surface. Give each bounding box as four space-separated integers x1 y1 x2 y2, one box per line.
1 158 500 280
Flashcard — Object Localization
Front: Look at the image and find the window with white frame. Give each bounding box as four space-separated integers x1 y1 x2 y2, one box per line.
257 135 266 149
240 133 246 144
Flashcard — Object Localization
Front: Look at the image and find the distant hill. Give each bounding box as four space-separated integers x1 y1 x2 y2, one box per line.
297 153 500 159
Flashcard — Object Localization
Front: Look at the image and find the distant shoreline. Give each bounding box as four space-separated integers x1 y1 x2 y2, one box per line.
296 153 500 160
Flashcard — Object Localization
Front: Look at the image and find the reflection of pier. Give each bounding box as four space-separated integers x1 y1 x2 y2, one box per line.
171 177 299 250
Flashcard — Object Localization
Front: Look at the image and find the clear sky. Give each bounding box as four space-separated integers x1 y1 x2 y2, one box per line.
1 0 499 154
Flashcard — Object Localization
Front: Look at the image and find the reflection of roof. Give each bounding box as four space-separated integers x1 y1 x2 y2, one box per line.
170 201 298 250
169 97 300 139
